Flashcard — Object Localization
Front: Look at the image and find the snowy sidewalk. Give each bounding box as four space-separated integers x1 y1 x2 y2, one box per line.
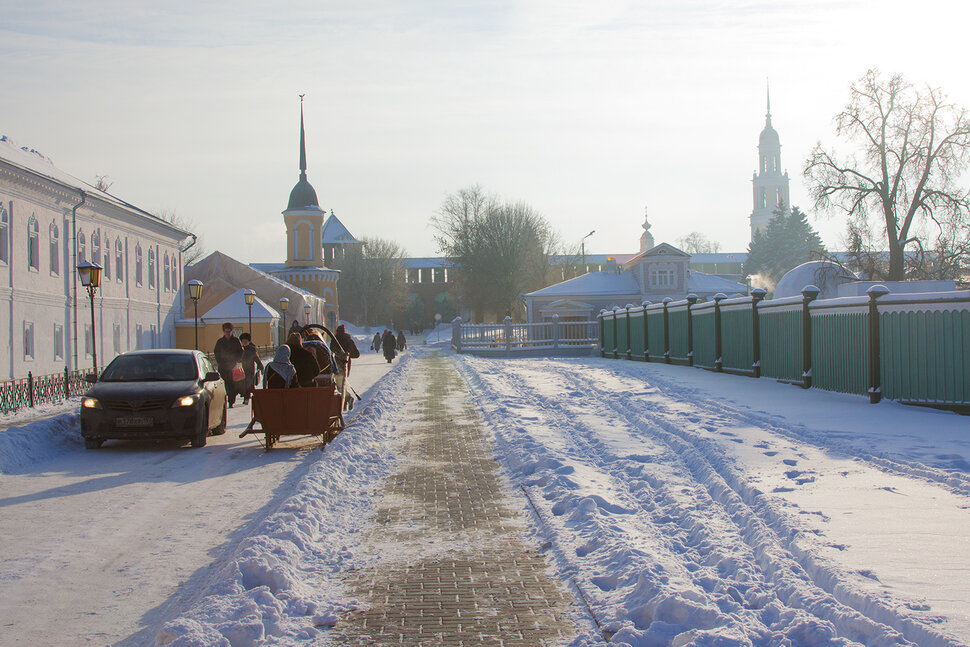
331 353 581 646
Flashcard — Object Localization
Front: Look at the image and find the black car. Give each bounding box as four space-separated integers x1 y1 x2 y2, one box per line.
80 349 228 449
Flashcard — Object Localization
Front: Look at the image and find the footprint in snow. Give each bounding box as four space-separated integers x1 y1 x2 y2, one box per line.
782 459 798 466
763 451 779 457
857 569 881 581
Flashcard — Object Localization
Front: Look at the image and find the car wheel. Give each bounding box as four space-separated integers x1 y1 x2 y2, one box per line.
84 438 104 449
211 398 228 435
191 407 208 448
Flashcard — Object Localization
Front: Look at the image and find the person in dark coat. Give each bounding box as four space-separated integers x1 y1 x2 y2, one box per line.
213 322 244 407
396 330 407 352
238 332 263 405
372 332 382 353
287 332 321 388
330 324 361 376
382 329 397 363
264 345 298 388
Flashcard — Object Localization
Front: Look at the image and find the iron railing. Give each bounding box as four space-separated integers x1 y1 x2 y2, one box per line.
0 368 90 414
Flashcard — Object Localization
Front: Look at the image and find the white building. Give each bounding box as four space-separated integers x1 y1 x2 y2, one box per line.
0 135 192 379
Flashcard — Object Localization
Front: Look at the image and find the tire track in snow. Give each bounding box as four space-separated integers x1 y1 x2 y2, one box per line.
457 356 959 647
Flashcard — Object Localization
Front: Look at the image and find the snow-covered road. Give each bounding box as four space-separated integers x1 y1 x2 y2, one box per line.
456 354 970 646
0 345 394 646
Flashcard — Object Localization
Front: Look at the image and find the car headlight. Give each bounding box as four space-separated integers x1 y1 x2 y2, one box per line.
82 397 102 410
172 394 199 408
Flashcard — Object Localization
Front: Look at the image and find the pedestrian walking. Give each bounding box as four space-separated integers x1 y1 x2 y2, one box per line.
382 329 397 363
396 330 407 352
213 322 243 407
372 332 382 352
239 332 263 405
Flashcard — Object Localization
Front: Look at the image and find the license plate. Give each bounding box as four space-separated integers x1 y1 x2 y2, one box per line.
116 416 153 427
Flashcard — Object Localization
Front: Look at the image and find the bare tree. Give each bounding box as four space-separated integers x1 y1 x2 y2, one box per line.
331 236 408 326
805 70 970 280
94 175 113 192
154 208 207 265
676 231 722 254
432 186 560 321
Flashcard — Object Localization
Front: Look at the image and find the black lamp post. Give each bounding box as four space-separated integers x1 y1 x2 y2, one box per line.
77 261 103 376
187 279 204 350
244 289 255 335
279 297 289 342
581 230 595 269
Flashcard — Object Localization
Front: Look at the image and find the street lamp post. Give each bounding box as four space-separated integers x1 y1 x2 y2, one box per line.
244 289 255 336
77 261 103 376
187 279 204 350
279 297 289 342
581 230 596 270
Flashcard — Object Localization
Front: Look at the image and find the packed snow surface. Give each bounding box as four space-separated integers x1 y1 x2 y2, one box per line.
2 339 968 646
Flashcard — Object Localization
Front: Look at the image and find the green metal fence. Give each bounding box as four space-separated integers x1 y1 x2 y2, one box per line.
599 288 970 408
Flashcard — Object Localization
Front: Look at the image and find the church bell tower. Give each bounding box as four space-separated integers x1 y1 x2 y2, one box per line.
750 85 790 238
283 96 326 268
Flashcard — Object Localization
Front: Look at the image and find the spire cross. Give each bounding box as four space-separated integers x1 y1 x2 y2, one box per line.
299 94 307 179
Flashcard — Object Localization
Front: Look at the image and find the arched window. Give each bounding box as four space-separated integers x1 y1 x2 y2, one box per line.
0 204 8 264
77 231 86 263
91 230 101 270
102 237 111 280
49 222 59 275
115 239 124 281
135 244 143 286
148 247 156 289
170 253 178 290
163 253 171 291
27 216 39 271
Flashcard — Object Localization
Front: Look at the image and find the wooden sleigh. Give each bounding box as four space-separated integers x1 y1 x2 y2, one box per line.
240 323 349 450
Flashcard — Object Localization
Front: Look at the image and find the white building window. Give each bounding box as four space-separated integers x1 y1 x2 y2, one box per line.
24 321 35 360
54 324 64 360
135 244 143 286
0 203 8 264
163 253 171 291
148 248 156 289
49 222 59 275
84 324 93 358
77 231 86 263
650 267 675 288
102 237 111 280
91 230 101 270
113 323 122 356
27 216 39 271
150 324 157 349
115 239 124 281
171 255 178 291
135 323 143 350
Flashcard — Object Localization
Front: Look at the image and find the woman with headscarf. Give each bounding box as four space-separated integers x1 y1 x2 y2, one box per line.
264 345 299 389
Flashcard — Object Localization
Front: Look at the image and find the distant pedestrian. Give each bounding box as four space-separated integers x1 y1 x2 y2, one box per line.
330 324 361 411
382 329 397 363
396 330 407 352
372 332 381 352
239 332 263 405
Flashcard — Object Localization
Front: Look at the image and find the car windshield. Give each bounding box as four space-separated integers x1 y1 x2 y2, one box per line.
100 354 198 382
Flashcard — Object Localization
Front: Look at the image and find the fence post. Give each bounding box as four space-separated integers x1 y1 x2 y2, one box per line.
625 304 634 359
750 289 766 377
867 285 890 404
64 366 70 398
801 285 820 389
686 294 698 367
599 310 606 357
28 371 34 408
553 314 560 351
641 299 651 362
662 297 672 364
713 293 726 372
504 316 512 355
612 307 620 358
452 317 462 352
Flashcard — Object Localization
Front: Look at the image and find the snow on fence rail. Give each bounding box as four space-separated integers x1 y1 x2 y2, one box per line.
452 316 599 356
599 286 970 408
0 369 89 413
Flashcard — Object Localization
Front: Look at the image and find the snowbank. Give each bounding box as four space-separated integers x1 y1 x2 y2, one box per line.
153 353 415 646
0 411 83 474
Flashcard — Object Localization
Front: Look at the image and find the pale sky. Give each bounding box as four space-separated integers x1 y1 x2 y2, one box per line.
3 0 968 261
